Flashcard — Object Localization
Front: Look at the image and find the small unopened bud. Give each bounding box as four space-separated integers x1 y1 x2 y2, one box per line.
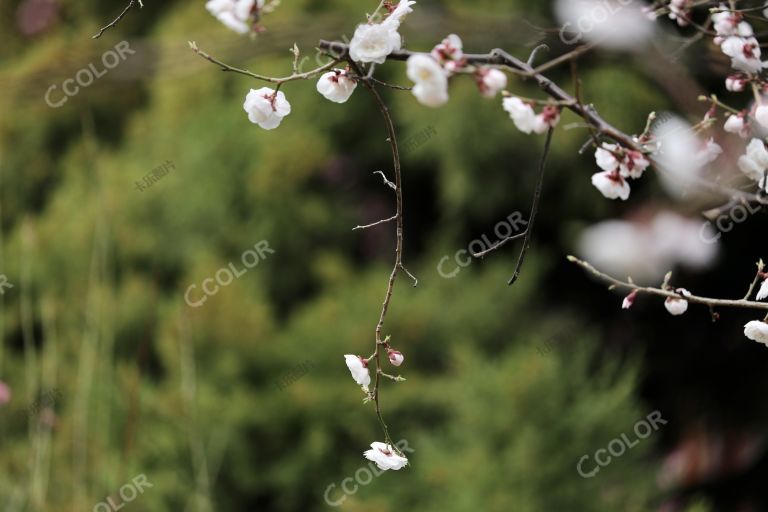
387 349 404 367
622 290 639 310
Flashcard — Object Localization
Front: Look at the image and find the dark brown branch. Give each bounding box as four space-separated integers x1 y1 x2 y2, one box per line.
569 256 768 311
508 127 554 285
93 0 142 39
348 58 411 452
318 40 638 149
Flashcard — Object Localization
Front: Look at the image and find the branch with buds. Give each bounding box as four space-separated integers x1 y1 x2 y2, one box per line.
187 0 768 467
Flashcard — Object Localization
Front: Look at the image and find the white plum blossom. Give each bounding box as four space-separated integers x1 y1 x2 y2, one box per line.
712 6 753 44
344 355 371 391
503 98 558 134
534 105 561 133
406 54 449 107
724 113 749 137
503 97 536 134
349 22 402 64
316 69 357 103
664 289 691 316
668 0 692 27
431 34 463 64
476 68 507 98
243 87 291 130
619 149 650 179
387 349 404 366
591 171 630 200
594 143 649 178
757 279 768 301
744 320 768 345
206 0 260 34
726 74 747 92
386 0 416 25
347 1 415 64
738 138 768 182
595 144 619 172
363 442 409 470
721 36 765 74
756 105 768 129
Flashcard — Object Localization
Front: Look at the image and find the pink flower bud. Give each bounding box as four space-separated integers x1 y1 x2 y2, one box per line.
622 290 638 309
387 349 404 367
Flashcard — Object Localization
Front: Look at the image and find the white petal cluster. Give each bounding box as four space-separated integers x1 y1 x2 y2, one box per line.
664 289 691 316
431 34 463 65
344 355 371 391
476 68 507 98
668 0 692 27
206 0 260 34
363 442 409 470
756 279 768 301
721 36 765 74
756 105 768 129
744 320 768 345
737 138 768 182
406 54 449 107
348 1 415 64
591 172 630 200
712 6 753 44
726 74 747 92
502 98 560 135
590 143 649 200
243 87 291 130
724 113 749 137
316 69 357 103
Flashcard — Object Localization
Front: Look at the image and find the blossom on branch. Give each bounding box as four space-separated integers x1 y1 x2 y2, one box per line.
348 1 414 64
744 321 768 345
387 349 404 366
206 0 261 34
344 355 371 391
737 138 768 182
363 442 409 470
664 289 691 316
476 68 507 98
724 113 749 138
502 98 560 135
591 171 630 200
316 69 357 103
431 34 463 65
757 279 768 301
721 36 765 74
243 87 291 130
407 54 449 107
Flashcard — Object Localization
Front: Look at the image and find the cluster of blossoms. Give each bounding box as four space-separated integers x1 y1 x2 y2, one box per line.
205 0 263 34
344 343 407 470
405 34 507 107
590 143 650 200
